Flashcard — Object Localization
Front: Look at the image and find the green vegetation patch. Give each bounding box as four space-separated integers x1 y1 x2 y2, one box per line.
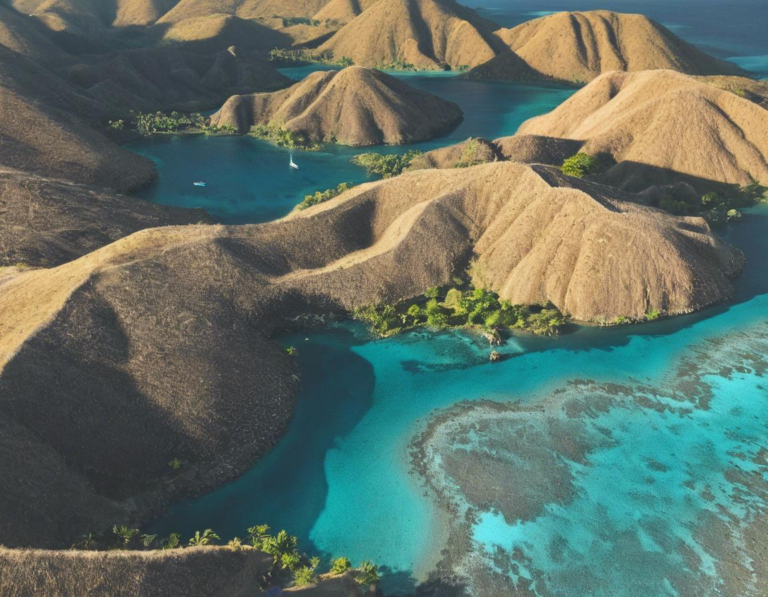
354 286 568 338
269 48 353 67
127 111 236 137
297 182 356 210
71 522 378 590
351 150 423 178
561 152 602 179
655 181 767 227
249 123 321 151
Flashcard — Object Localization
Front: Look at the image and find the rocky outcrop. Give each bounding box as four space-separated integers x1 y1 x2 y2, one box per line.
517 70 768 191
467 10 745 83
211 66 463 145
317 0 501 70
0 169 210 268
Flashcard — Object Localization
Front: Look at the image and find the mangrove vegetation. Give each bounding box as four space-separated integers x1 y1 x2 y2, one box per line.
351 150 424 178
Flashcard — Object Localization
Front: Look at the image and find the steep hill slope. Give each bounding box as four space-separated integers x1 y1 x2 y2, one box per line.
211 66 463 145
313 0 382 23
0 3 73 66
518 70 768 191
467 10 744 83
0 169 209 268
157 0 331 23
0 548 366 596
0 163 741 546
156 13 290 53
61 45 291 114
12 0 181 28
318 0 501 70
0 46 155 191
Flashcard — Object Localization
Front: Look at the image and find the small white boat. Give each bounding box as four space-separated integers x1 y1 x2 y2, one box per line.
193 181 207 187
289 154 299 170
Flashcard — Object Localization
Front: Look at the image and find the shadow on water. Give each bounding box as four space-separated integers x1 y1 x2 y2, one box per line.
147 327 375 551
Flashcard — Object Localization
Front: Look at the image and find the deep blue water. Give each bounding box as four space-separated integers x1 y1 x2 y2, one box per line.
142 3 768 594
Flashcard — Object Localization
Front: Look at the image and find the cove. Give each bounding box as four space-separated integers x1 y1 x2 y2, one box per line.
129 76 574 224
148 206 768 596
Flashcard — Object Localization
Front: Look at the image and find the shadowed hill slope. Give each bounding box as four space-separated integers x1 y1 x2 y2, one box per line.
518 70 768 191
317 0 501 70
0 547 366 596
211 66 463 145
61 45 291 114
0 169 210 268
0 46 155 191
409 135 581 171
157 0 331 23
0 163 742 548
156 13 290 53
467 10 744 83
12 0 181 28
0 3 73 65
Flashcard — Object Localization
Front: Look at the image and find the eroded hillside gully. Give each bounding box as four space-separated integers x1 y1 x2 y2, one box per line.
136 63 768 597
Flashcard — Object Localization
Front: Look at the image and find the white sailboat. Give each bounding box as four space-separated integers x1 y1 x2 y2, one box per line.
289 154 299 170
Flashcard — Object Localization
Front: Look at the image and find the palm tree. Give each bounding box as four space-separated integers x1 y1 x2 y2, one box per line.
188 529 220 546
247 524 271 549
262 530 299 572
112 525 139 547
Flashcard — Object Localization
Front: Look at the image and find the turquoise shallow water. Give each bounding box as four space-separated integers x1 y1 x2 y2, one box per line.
149 207 768 596
141 3 768 593
130 77 573 224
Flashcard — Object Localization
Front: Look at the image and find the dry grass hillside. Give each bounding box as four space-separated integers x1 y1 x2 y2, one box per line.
0 169 210 268
0 3 73 65
0 547 366 596
211 66 463 145
61 45 291 114
0 46 155 191
313 0 382 23
12 0 181 28
158 0 332 23
696 75 768 109
318 0 501 70
409 135 581 170
156 13 290 53
518 70 768 191
0 163 742 548
467 10 744 83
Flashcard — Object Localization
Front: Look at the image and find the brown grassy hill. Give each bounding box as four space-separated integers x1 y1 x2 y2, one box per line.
0 547 366 596
155 14 290 53
517 70 768 191
696 75 768 109
0 46 155 191
211 66 463 145
12 0 180 28
158 0 332 23
317 0 501 70
61 45 291 114
313 0 382 23
0 3 73 65
0 163 741 548
467 10 744 84
410 135 580 170
0 169 210 268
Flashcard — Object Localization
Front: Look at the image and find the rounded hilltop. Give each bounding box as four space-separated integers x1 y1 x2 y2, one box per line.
466 10 744 84
211 66 464 146
518 70 768 191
